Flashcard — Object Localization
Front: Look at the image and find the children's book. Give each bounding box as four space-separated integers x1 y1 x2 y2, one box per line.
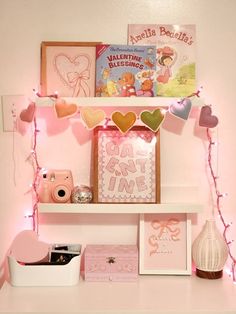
128 24 196 97
95 44 156 97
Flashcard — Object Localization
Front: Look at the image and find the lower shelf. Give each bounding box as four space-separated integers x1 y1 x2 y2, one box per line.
38 202 203 214
0 274 235 313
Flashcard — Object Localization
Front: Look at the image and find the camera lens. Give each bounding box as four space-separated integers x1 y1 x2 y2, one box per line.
58 189 66 197
52 184 71 203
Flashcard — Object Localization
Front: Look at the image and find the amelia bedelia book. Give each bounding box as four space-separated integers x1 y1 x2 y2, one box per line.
128 24 196 97
95 44 156 97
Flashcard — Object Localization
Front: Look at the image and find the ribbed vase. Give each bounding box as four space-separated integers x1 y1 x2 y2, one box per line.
192 219 228 279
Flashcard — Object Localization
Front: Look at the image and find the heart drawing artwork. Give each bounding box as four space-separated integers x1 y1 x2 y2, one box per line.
54 54 91 97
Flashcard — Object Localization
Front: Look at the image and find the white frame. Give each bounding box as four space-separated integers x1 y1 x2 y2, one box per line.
139 213 192 275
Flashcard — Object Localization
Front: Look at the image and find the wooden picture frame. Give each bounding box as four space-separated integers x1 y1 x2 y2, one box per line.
93 126 160 203
139 213 192 275
41 41 100 97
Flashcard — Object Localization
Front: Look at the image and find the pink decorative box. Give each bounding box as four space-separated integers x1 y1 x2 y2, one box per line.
84 245 138 282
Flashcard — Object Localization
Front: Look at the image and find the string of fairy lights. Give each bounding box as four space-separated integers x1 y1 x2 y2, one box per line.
23 89 235 283
206 128 236 282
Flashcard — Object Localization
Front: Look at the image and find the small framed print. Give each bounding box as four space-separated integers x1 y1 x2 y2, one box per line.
93 126 160 203
139 213 191 275
41 41 100 97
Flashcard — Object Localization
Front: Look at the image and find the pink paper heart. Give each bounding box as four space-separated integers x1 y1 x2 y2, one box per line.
10 230 50 263
19 102 36 122
199 105 219 128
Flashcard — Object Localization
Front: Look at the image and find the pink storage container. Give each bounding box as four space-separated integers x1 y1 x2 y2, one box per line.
84 245 138 282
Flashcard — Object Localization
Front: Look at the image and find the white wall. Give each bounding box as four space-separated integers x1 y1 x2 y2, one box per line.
0 0 236 285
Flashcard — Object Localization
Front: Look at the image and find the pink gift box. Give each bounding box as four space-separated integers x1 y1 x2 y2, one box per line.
84 245 138 282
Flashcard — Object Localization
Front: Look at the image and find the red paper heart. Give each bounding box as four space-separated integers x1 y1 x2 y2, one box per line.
199 105 218 128
10 230 50 263
19 102 36 122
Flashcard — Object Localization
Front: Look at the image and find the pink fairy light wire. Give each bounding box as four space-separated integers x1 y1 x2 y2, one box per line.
206 128 236 282
30 116 41 233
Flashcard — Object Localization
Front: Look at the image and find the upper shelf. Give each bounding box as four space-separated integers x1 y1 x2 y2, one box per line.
38 202 203 214
35 96 204 108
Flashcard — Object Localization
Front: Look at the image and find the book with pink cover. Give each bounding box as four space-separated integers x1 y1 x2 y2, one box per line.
128 24 196 97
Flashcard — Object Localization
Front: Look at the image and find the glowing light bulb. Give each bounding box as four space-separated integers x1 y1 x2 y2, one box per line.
161 108 168 115
103 118 110 129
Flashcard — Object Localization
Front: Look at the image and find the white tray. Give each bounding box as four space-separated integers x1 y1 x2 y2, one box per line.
8 255 81 286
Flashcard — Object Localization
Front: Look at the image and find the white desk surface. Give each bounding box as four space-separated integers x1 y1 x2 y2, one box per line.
0 273 235 314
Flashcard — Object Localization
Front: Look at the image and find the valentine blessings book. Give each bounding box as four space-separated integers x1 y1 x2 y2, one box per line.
95 44 156 97
128 24 196 97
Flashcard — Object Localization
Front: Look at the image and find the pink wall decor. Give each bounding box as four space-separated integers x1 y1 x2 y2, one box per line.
41 42 99 97
170 98 192 120
139 213 192 275
111 111 137 133
140 109 165 132
93 126 160 203
54 98 78 119
199 105 218 128
80 107 106 129
19 102 36 123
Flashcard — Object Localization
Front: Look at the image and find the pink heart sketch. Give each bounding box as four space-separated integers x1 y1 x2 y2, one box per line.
54 54 91 97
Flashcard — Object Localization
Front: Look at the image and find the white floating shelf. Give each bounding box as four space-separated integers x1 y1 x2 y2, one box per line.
38 203 203 214
35 96 204 108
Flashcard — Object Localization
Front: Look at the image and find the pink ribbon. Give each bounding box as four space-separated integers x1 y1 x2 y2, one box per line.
151 218 180 240
148 218 180 256
72 69 90 97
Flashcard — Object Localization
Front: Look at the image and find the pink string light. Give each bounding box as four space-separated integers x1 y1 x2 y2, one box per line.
206 128 236 282
29 115 41 234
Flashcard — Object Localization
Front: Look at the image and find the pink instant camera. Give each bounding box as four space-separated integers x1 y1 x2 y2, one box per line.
39 170 74 203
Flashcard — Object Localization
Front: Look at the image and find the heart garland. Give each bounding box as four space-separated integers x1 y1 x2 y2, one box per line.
199 105 219 128
80 107 106 129
170 98 192 120
54 99 78 119
20 102 36 122
140 109 165 132
21 97 219 132
111 111 136 133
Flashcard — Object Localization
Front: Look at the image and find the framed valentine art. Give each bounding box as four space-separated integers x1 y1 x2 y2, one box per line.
139 213 192 275
41 41 100 97
93 126 160 203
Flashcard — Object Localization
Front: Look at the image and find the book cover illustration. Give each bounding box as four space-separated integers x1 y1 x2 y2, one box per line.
95 44 156 97
128 24 196 97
